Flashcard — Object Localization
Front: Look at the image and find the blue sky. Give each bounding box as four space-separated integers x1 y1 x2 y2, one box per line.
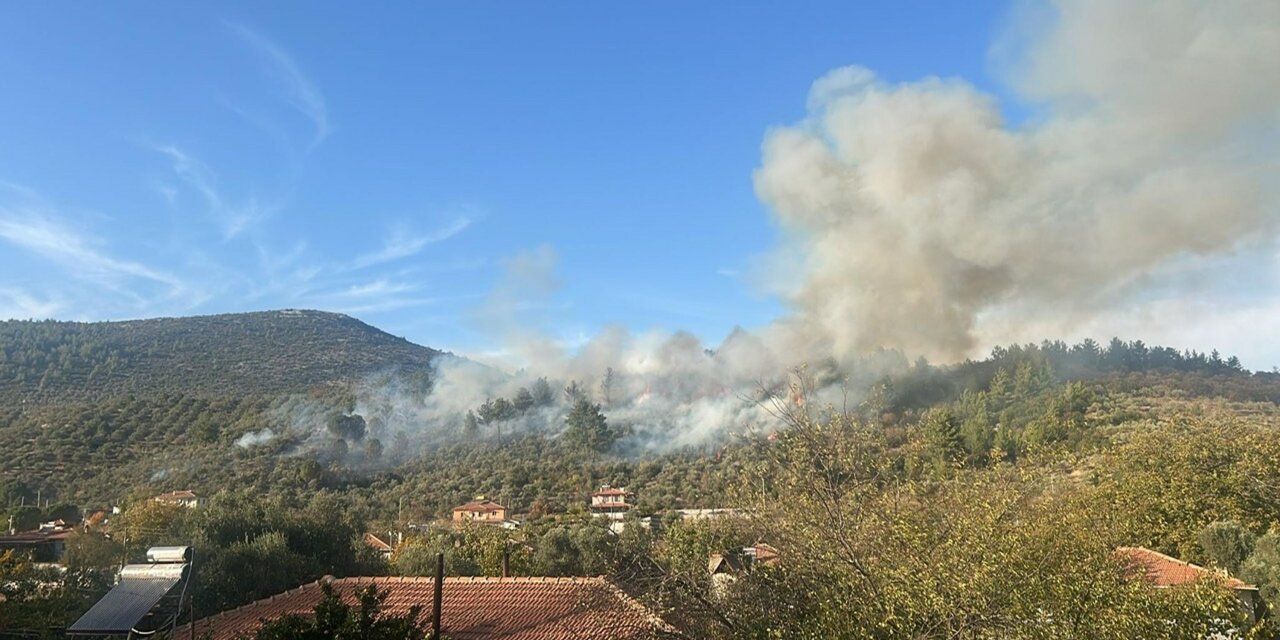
1 2 1014 353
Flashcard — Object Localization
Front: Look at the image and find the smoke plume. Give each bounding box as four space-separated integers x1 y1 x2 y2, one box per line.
304 0 1280 455
755 0 1280 362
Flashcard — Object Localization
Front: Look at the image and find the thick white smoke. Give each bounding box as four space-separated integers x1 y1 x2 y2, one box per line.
756 0 1280 361
365 0 1280 451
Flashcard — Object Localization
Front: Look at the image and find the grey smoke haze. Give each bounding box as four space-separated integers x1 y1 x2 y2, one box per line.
289 0 1280 453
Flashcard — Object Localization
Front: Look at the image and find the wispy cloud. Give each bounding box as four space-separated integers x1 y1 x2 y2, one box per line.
0 207 181 289
350 218 472 269
155 144 278 238
227 23 330 147
0 288 63 320
331 294 476 316
345 279 415 297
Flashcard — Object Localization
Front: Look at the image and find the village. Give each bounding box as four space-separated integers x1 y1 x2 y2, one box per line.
1 482 1265 639
0 485 770 638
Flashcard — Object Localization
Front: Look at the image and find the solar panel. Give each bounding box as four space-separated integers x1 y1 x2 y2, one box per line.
69 564 188 634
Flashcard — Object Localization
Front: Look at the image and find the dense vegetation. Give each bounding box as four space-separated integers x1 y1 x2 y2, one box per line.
4 311 1280 637
0 310 441 404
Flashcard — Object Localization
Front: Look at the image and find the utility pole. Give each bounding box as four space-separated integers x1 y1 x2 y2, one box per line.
431 553 444 640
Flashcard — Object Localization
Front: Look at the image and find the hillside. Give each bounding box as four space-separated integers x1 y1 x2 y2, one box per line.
6 325 1280 637
0 310 444 404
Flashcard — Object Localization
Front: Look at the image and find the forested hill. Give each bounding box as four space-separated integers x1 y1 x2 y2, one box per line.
0 310 444 403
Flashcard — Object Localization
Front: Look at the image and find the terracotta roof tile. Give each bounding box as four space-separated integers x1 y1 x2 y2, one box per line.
193 576 675 640
1116 546 1256 591
590 488 630 497
453 500 505 513
155 490 199 500
364 533 394 553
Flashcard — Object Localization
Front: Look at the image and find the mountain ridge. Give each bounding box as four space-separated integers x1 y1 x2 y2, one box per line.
0 309 445 404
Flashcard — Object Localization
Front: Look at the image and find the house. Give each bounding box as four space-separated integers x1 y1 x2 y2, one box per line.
709 543 781 596
192 576 677 640
0 529 74 563
153 490 206 509
39 519 70 533
451 499 507 525
589 486 633 521
1116 546 1260 623
674 508 745 521
363 533 395 560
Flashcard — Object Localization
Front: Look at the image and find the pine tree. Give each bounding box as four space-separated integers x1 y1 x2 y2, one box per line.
922 408 962 464
513 387 535 413
564 399 610 453
463 410 478 439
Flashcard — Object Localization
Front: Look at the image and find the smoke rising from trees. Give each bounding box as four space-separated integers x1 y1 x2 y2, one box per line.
335 0 1280 452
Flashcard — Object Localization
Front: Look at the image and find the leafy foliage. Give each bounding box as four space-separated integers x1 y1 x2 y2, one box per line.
253 583 424 640
0 550 114 632
3 318 1280 637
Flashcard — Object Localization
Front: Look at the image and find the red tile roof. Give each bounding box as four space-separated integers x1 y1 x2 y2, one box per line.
1116 547 1256 591
591 488 630 497
364 533 394 553
453 500 505 513
193 576 675 640
752 543 780 566
0 530 73 544
155 490 199 500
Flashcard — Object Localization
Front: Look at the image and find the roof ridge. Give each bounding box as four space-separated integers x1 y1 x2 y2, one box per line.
194 574 678 638
1119 546 1258 590
600 577 679 633
197 577 324 628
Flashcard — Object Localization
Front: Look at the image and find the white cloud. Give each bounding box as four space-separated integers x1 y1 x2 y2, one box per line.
350 218 472 269
155 145 279 238
0 288 63 320
0 207 181 289
343 279 417 298
227 23 331 147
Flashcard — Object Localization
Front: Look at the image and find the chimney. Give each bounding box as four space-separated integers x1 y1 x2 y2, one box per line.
501 548 510 578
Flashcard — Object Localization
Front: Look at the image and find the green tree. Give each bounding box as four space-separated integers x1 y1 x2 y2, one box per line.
326 413 367 441
364 438 384 462
532 528 579 576
1198 521 1255 575
0 479 35 508
1242 533 1280 605
7 505 42 532
513 387 535 413
921 408 962 464
564 399 610 453
394 532 477 577
462 410 478 439
477 398 516 436
64 531 126 570
0 550 114 630
45 503 81 524
253 583 424 640
720 408 1251 640
529 377 554 406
